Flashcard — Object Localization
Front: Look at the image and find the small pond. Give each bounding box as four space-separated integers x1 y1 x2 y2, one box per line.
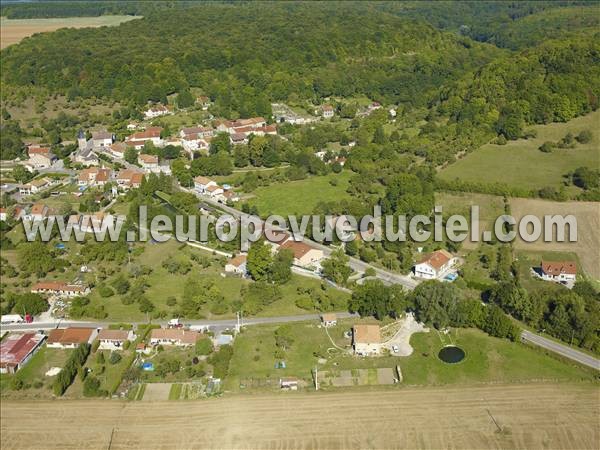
438 345 465 363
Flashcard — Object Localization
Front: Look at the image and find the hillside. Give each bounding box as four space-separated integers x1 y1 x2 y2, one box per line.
0 2 502 110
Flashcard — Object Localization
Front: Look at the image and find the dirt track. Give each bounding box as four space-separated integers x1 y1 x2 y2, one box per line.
1 383 598 449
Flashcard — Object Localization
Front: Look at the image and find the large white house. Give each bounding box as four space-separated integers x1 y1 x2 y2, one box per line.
144 104 170 119
279 239 324 269
414 249 457 279
149 329 200 347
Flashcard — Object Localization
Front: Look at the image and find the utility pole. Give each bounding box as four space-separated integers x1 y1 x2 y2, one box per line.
314 366 319 391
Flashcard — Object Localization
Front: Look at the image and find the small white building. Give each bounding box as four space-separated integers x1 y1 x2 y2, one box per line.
320 313 337 327
225 254 247 275
322 104 334 118
138 154 159 171
91 130 114 150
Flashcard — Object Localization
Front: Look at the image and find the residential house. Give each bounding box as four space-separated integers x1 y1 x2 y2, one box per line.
194 176 217 194
230 132 248 145
78 167 112 187
353 324 381 356
279 239 324 269
46 328 98 349
206 184 224 198
225 254 247 275
320 313 337 327
540 260 577 283
97 329 135 351
0 208 6 221
91 130 114 149
144 104 170 119
73 146 99 166
180 126 214 139
414 249 458 280
220 190 240 203
29 202 49 221
149 329 200 347
0 333 46 374
126 127 163 149
22 177 52 195
322 104 334 118
116 169 144 189
26 145 55 169
31 281 90 297
108 142 127 159
138 154 159 171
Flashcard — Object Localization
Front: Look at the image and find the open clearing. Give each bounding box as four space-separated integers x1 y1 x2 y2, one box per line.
1 16 139 49
1 383 598 449
509 198 600 279
439 110 600 192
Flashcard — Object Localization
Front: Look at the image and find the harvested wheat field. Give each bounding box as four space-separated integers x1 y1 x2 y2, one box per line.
0 16 139 49
1 383 598 449
510 199 600 279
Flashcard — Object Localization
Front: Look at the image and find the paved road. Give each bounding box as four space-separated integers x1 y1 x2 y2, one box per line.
0 312 359 333
186 190 419 291
521 330 600 370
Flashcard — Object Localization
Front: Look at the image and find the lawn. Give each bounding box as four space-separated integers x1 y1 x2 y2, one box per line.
226 320 595 392
439 110 600 191
78 239 349 321
247 171 352 216
0 346 73 399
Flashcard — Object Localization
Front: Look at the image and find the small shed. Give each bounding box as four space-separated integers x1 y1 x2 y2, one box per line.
320 313 337 327
279 377 299 391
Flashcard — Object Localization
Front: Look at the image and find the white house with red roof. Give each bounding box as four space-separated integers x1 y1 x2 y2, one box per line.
540 260 577 283
25 145 56 170
126 127 163 149
144 104 170 119
414 249 458 279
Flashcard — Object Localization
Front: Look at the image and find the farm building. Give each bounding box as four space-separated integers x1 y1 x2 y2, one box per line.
31 281 90 297
0 333 46 374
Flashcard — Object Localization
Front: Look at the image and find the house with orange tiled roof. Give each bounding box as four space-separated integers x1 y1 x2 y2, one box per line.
125 127 163 149
540 260 577 283
47 328 97 349
353 324 381 356
414 249 458 280
116 169 144 189
225 254 247 275
279 239 324 269
78 167 112 187
31 281 90 297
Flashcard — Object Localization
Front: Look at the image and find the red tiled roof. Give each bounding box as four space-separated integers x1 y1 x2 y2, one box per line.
418 249 453 270
280 239 315 259
541 260 577 276
0 333 45 369
47 328 95 345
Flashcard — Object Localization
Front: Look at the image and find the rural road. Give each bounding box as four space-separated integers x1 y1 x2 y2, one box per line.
0 311 359 333
521 330 600 370
189 191 419 291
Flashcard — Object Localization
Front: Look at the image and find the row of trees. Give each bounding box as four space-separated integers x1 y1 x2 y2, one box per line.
53 343 91 396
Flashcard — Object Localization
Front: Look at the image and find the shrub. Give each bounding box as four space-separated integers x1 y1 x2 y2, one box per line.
98 285 114 298
575 130 593 144
539 141 554 153
166 296 177 307
109 352 122 365
195 338 214 356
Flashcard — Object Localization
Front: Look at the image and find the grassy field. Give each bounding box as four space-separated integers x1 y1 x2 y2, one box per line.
435 192 505 250
226 319 595 392
2 383 598 449
439 110 600 191
510 198 599 280
0 347 72 399
1 16 140 49
247 171 352 216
